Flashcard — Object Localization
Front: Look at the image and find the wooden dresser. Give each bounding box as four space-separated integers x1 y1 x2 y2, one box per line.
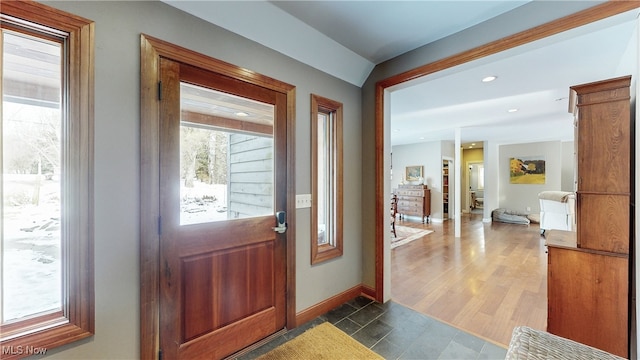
395 184 431 223
546 76 631 358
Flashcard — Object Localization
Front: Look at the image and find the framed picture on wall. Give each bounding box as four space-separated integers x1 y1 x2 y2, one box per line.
405 165 423 181
509 156 546 184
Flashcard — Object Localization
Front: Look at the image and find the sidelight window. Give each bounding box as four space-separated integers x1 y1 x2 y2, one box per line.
310 94 343 264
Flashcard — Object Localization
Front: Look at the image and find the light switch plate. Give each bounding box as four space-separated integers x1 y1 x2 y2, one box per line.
296 194 312 208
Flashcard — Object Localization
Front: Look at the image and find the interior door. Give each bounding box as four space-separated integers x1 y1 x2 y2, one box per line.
158 58 287 359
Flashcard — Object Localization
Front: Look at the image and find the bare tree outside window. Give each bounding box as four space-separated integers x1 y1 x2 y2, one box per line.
180 125 229 225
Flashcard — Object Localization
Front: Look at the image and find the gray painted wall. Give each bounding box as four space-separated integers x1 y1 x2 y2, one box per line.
391 141 442 220
391 140 461 222
42 1 361 358
498 141 563 215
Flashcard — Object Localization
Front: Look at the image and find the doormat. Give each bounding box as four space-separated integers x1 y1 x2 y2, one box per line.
392 225 434 249
257 322 383 360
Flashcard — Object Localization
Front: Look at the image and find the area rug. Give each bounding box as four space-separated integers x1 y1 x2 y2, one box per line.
257 322 383 360
392 225 434 249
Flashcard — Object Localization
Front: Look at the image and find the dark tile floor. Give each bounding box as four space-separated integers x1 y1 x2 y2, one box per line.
238 297 508 360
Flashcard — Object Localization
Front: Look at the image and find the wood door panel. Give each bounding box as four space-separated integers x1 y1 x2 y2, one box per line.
577 193 629 253
576 89 630 193
182 241 275 342
180 308 277 359
176 217 275 257
182 255 214 341
180 63 277 105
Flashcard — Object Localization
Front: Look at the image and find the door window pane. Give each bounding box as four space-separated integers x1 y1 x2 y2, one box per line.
2 31 62 322
179 83 274 225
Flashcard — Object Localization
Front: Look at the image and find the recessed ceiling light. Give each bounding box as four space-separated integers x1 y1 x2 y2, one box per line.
419 137 425 140
235 111 249 117
471 143 476 146
482 76 497 82
507 108 519 113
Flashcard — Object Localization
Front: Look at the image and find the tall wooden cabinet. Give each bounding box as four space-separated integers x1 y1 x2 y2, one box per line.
546 76 632 358
396 184 431 223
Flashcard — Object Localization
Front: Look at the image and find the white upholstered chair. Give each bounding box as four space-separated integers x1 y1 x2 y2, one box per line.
538 191 576 236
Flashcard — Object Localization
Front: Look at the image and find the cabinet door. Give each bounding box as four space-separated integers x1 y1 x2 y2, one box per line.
577 193 629 253
576 89 630 193
547 247 628 358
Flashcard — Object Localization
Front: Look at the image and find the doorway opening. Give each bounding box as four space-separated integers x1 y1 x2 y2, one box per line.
468 161 484 215
375 1 639 346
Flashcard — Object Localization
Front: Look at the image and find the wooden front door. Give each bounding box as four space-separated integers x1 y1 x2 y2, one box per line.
158 58 288 359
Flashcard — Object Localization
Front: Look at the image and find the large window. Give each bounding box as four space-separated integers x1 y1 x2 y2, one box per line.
1 2 94 356
310 94 343 264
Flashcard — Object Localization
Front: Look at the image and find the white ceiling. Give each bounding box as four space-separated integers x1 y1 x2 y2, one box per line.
391 9 639 147
162 1 639 147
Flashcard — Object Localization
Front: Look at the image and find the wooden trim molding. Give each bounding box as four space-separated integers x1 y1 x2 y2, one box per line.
374 1 640 302
295 285 367 327
286 87 297 333
378 2 640 89
181 111 273 136
310 94 344 265
361 285 377 301
140 34 296 360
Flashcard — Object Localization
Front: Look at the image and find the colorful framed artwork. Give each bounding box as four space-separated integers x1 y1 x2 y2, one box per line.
510 156 546 184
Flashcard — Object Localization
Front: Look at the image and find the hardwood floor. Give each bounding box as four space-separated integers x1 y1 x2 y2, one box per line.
391 212 547 348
